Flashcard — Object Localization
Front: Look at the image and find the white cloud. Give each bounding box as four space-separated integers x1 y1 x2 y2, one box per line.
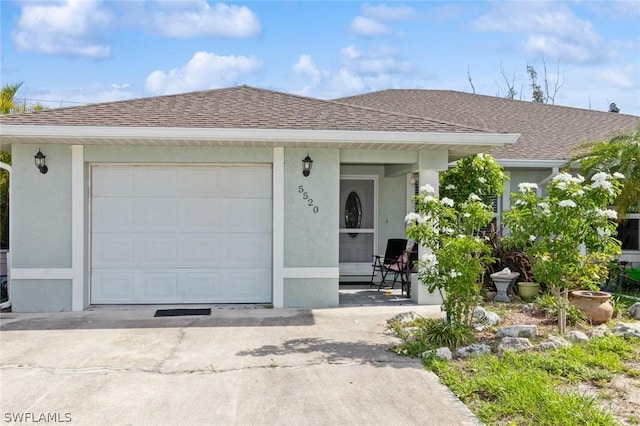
585 1 640 19
291 46 415 98
145 1 261 38
349 3 416 37
21 83 139 109
12 0 112 59
362 3 417 21
340 45 412 74
145 51 262 95
349 16 391 37
473 2 605 64
596 67 638 90
293 55 324 89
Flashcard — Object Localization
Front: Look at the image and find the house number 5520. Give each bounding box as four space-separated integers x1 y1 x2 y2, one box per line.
298 185 319 213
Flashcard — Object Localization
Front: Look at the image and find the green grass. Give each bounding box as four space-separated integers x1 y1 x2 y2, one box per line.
421 335 640 425
389 317 475 357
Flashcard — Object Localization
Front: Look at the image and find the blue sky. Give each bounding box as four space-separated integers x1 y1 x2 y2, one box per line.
1 0 639 115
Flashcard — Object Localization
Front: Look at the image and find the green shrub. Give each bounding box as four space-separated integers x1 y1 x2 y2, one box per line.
535 292 587 326
421 318 476 349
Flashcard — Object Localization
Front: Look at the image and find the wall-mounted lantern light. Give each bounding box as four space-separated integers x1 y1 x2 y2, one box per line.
34 149 48 174
302 154 313 177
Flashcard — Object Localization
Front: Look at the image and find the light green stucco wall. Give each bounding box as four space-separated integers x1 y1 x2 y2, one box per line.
284 278 338 308
12 145 72 268
507 169 554 204
12 280 72 312
340 164 407 257
284 148 339 267
85 145 272 163
8 143 445 311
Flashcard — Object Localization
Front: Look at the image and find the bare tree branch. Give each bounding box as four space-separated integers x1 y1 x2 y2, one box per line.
499 63 517 99
542 55 565 105
467 65 476 94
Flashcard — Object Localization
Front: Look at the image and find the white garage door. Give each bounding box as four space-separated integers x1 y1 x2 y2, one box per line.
91 165 272 304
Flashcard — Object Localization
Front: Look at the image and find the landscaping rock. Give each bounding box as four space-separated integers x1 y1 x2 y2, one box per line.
521 303 537 313
435 347 453 360
498 337 532 353
420 347 453 361
590 324 612 338
629 302 640 320
473 306 487 318
472 307 501 331
387 311 420 325
496 325 537 338
535 335 571 351
612 322 640 338
454 343 492 359
484 311 501 326
566 330 590 343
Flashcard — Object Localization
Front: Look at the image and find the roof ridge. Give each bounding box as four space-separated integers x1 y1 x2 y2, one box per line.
339 88 640 118
329 97 497 133
1 84 497 133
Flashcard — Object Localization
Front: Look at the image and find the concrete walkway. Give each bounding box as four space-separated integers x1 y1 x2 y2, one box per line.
0 305 480 425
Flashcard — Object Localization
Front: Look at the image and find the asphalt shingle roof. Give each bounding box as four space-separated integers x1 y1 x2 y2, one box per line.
0 85 488 134
334 90 640 161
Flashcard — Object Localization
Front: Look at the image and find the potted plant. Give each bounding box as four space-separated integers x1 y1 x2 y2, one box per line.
504 172 624 332
486 230 539 301
517 281 540 302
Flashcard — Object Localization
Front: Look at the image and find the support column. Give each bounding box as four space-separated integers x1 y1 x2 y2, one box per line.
272 147 284 308
71 145 84 311
411 150 448 305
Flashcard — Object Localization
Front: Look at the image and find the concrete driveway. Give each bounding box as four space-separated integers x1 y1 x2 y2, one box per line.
0 305 479 425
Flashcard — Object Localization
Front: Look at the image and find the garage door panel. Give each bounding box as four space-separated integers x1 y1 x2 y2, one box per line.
93 272 135 302
136 272 178 300
93 198 134 231
183 272 222 299
181 168 222 196
134 199 179 229
138 237 178 264
91 164 272 305
224 167 272 197
228 235 272 266
226 199 272 231
179 237 222 265
93 167 133 197
133 167 179 196
181 199 226 230
93 236 135 266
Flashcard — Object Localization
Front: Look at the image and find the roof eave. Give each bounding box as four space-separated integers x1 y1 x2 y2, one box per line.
497 159 569 168
0 125 520 147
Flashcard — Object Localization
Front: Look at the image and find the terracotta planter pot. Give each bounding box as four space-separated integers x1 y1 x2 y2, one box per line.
569 290 613 325
517 282 540 301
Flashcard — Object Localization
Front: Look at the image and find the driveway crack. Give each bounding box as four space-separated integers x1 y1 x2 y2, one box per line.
153 328 186 373
0 357 420 376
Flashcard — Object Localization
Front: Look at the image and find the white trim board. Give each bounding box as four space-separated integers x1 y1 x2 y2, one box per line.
1 125 520 146
282 268 340 279
71 145 84 311
11 269 74 280
272 147 285 308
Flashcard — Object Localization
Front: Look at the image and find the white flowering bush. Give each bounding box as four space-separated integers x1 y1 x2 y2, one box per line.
406 154 505 326
504 171 624 332
441 153 506 206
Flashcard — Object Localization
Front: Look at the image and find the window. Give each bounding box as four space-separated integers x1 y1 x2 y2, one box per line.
617 218 639 251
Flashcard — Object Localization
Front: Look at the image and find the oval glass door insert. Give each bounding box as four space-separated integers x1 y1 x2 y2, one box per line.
345 191 362 238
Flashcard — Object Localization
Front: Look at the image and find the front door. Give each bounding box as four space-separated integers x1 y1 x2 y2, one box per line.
339 176 376 276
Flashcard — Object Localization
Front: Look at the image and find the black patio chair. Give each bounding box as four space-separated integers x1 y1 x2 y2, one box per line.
370 238 408 290
399 244 419 297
